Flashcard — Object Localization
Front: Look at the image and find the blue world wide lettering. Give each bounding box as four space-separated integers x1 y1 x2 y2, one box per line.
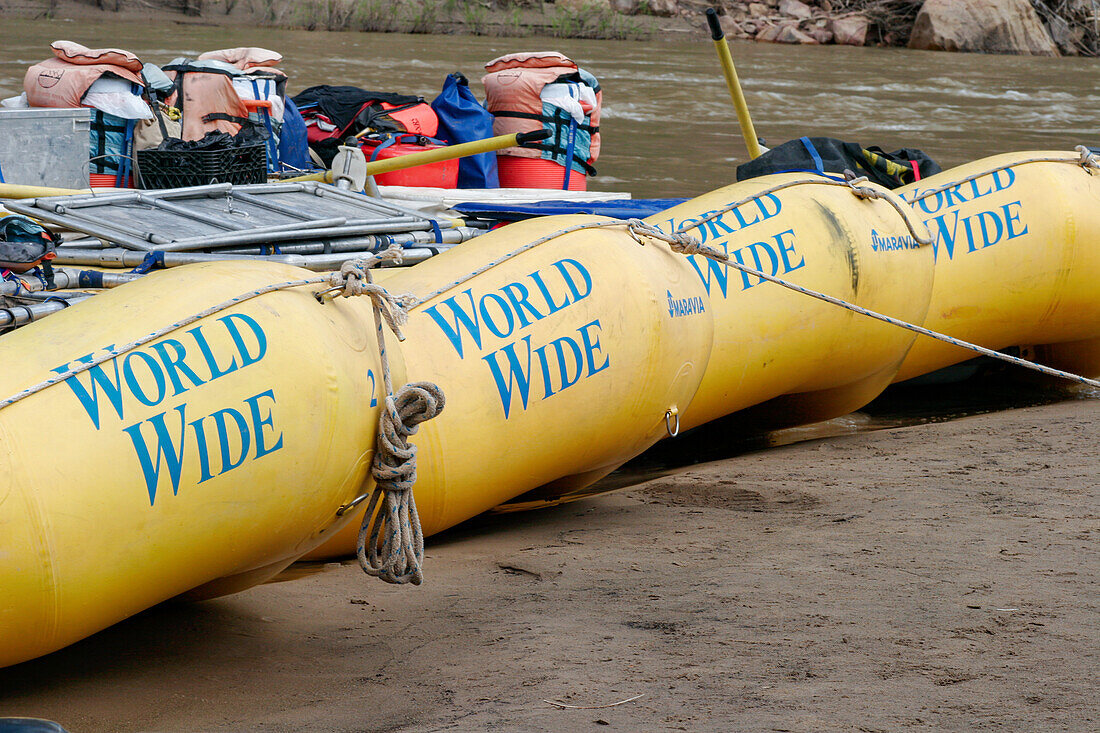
660 193 783 244
925 201 1028 260
482 319 610 418
53 313 268 429
424 257 593 359
689 228 806 297
51 313 284 505
123 389 284 505
901 167 1016 215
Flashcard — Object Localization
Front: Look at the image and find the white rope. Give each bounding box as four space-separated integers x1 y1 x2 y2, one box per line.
661 232 1100 390
908 148 1098 204
326 250 418 340
670 175 933 246
410 175 927 309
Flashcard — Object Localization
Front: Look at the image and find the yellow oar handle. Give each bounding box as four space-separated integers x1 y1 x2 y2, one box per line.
706 8 763 160
287 130 552 184
0 183 94 200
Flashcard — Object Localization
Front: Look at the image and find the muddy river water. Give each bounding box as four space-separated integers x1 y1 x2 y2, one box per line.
2 17 1098 199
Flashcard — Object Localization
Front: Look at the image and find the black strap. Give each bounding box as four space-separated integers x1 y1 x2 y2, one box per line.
41 260 55 291
154 103 170 139
142 76 171 140
163 63 283 81
203 112 253 126
351 100 425 137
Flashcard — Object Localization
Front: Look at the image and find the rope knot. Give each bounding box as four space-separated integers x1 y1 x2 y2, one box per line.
329 259 369 297
1075 145 1100 171
624 220 725 260
843 175 884 201
357 381 446 585
326 259 416 340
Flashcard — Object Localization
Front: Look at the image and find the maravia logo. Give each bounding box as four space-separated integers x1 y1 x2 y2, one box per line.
37 69 63 88
870 230 920 252
667 291 705 318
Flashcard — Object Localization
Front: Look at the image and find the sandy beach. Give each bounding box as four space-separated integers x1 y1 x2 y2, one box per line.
1 385 1096 732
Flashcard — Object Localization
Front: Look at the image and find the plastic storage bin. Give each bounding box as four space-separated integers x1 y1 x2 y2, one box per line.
135 143 266 189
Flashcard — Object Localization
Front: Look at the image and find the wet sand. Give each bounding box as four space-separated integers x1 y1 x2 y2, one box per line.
1 397 1097 731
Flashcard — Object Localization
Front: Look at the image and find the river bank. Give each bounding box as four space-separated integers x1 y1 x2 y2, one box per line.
2 388 1096 731
9 0 1099 55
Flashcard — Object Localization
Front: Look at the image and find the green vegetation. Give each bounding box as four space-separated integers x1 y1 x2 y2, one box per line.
548 2 647 40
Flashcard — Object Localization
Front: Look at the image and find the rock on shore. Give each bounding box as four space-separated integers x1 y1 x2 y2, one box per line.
601 0 1095 56
908 0 1059 55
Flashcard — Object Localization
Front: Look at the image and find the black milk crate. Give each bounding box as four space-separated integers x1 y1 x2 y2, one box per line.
136 143 267 189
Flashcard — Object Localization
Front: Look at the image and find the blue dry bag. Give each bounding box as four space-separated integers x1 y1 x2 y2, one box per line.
277 97 313 172
431 72 498 189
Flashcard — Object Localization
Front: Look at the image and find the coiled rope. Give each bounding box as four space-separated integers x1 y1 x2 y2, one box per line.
0 245 446 585
324 254 445 585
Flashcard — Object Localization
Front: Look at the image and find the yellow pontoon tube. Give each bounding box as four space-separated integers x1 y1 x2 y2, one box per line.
0 210 713 666
893 150 1100 381
308 213 716 557
648 174 934 432
0 262 385 668
310 175 936 556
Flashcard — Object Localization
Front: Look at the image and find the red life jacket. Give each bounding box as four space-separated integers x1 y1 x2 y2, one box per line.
482 51 601 175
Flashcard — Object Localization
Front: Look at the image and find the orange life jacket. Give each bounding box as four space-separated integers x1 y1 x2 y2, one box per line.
198 47 283 71
482 51 601 174
24 41 143 109
164 49 286 141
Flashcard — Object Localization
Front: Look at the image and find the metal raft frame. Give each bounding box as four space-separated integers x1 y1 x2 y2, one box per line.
3 181 460 254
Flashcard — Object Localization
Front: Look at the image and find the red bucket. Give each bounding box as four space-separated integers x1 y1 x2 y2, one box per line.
497 155 587 191
89 173 132 188
361 138 458 188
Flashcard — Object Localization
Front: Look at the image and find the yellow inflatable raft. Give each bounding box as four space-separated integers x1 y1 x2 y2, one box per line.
893 150 1100 381
311 174 933 557
0 209 717 666
3 150 1097 668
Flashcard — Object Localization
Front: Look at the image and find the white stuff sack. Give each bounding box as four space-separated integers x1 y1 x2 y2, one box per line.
82 76 152 120
1 93 29 108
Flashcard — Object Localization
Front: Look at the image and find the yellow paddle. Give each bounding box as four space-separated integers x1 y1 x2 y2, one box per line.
706 8 763 160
